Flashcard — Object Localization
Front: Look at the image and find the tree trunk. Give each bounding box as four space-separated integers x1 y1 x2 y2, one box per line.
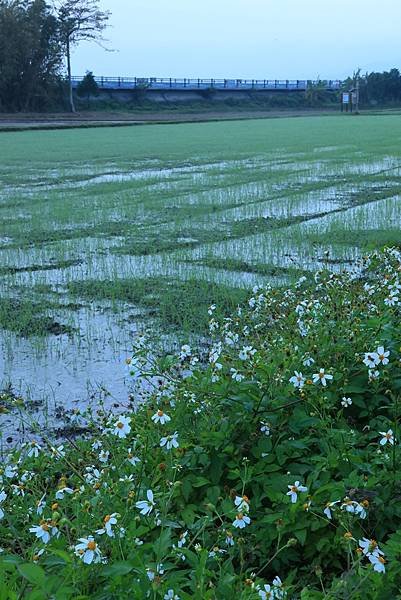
66 37 75 113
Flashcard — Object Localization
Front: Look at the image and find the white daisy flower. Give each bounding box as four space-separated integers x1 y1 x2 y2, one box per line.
74 536 102 564
363 352 379 368
96 513 118 537
379 429 394 445
376 346 390 365
160 432 179 450
113 415 131 438
136 489 155 515
312 369 333 386
233 513 251 529
234 495 250 512
127 449 141 466
151 410 171 425
289 371 305 388
286 481 308 503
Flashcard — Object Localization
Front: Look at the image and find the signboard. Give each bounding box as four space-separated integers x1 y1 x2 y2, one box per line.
342 92 350 104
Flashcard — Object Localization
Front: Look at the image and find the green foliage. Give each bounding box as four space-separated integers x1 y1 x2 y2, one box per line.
76 71 99 106
0 0 63 111
1 249 401 598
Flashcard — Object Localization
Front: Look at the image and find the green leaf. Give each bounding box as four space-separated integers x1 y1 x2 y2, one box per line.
17 563 45 587
102 562 134 577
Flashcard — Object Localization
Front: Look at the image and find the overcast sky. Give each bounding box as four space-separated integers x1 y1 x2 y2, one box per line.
72 0 401 80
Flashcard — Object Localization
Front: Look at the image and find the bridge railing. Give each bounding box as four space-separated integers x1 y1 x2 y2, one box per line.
71 76 342 91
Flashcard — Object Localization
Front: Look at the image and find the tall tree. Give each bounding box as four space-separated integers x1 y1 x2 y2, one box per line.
56 0 110 112
0 0 62 111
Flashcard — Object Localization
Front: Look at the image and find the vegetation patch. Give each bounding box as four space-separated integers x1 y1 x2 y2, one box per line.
0 298 74 337
1 249 401 598
67 277 248 333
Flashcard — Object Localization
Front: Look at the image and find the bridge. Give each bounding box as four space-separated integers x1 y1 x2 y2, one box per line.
71 76 342 92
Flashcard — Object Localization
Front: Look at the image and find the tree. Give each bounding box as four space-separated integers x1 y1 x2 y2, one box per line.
76 70 98 107
0 0 63 111
56 0 110 112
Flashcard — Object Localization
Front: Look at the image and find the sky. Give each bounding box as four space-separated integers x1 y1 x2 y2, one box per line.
72 0 401 80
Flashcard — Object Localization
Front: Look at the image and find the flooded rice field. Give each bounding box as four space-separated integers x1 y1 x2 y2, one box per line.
0 116 400 441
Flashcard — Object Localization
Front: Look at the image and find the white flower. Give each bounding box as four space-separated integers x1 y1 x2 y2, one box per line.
239 346 257 361
385 295 398 306
368 553 386 573
208 304 216 315
74 536 102 564
379 429 394 445
376 346 390 365
289 371 305 388
113 415 131 438
363 352 379 368
98 450 109 463
230 368 245 382
177 530 188 548
312 369 333 386
151 410 171 425
258 585 272 600
32 548 45 563
341 500 366 518
233 513 251 529
368 368 380 380
164 589 180 600
323 500 340 519
160 432 179 450
341 397 352 408
234 495 250 512
27 441 41 458
179 345 191 361
50 445 66 458
29 522 58 544
260 422 271 436
303 356 315 367
127 449 141 466
225 532 234 546
286 481 308 503
55 486 74 500
136 489 155 515
0 490 6 520
359 537 382 557
96 513 118 537
4 466 17 479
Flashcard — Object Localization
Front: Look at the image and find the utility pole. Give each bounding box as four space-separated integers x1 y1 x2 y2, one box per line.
355 73 360 114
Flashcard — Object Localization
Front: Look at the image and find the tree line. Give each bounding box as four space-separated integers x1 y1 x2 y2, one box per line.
0 0 109 112
345 68 401 106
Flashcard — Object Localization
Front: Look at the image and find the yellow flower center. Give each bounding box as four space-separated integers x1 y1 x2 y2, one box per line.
117 422 124 429
104 515 111 523
237 513 244 520
41 523 49 532
87 541 97 551
157 410 163 416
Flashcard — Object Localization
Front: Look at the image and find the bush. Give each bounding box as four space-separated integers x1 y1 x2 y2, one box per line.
1 248 401 598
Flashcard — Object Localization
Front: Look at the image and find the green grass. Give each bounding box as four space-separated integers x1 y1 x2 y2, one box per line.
67 277 248 333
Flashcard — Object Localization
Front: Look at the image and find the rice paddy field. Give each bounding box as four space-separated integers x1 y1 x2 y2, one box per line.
0 114 400 434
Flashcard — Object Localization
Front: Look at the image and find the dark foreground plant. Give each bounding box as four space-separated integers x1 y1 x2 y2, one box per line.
1 248 401 599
